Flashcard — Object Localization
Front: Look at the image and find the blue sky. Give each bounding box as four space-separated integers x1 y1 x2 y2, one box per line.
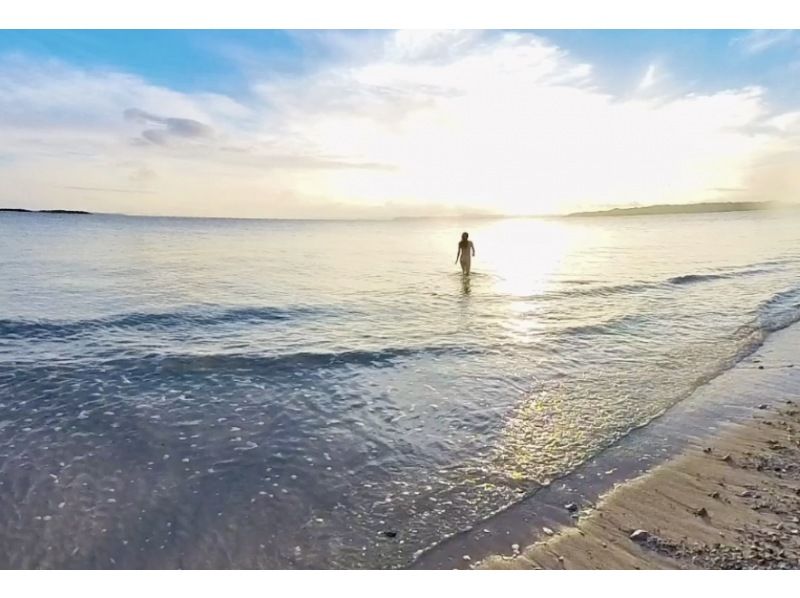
3 30 798 102
1 30 799 217
539 30 800 106
0 30 301 93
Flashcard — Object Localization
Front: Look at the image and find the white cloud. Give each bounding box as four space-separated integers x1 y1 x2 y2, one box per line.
1 31 799 218
258 32 787 214
767 111 800 133
734 30 797 55
638 64 658 89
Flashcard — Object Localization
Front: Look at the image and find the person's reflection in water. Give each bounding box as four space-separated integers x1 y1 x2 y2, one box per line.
460 273 471 295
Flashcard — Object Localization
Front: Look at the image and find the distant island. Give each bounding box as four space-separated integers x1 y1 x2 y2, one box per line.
0 208 91 214
566 201 773 218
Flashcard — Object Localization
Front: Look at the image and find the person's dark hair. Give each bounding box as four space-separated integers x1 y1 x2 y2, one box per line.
461 232 468 240
459 232 469 248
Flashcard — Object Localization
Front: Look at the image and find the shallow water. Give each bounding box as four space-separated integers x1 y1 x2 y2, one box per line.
1 210 800 568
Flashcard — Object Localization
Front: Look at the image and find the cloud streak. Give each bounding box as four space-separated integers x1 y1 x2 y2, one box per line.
734 30 797 55
123 108 214 145
638 64 658 89
63 185 154 194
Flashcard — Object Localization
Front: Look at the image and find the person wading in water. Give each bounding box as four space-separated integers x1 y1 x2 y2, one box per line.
455 232 475 275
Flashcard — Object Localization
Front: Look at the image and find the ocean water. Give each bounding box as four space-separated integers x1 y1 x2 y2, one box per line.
1 210 800 568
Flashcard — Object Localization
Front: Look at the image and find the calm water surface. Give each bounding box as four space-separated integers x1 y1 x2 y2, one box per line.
1 211 799 568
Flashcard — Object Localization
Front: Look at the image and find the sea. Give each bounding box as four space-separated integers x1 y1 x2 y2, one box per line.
1 209 799 568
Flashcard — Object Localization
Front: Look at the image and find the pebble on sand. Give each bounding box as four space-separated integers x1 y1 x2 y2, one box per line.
630 529 650 542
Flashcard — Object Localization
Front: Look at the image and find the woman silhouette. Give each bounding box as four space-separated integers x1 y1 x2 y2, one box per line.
455 232 475 275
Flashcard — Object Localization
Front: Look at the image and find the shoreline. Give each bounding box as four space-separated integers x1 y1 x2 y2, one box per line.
414 323 800 569
480 402 800 569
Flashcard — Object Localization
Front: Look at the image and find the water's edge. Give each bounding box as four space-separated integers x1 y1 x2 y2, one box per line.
412 322 800 569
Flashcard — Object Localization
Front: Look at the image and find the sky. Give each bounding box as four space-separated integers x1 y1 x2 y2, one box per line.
1 29 799 218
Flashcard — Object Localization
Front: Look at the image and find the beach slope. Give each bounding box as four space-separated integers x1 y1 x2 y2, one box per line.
481 404 800 569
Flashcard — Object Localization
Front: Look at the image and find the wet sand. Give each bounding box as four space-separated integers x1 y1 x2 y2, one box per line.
480 402 800 569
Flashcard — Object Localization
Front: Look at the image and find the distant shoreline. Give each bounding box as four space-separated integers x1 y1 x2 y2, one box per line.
566 201 775 218
0 208 91 215
394 201 791 220
1 201 794 221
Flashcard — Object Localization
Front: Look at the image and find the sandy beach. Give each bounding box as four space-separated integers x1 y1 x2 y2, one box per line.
480 401 800 569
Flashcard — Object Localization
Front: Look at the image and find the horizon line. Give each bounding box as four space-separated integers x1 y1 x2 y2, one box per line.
0 199 786 223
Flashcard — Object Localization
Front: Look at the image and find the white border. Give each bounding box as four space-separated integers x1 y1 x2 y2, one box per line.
0 570 798 597
2 0 800 28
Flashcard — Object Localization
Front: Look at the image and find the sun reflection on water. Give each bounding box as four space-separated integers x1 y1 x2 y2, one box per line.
478 218 587 297
458 218 618 485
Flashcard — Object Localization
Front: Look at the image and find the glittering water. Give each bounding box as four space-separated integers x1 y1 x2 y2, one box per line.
1 210 800 568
